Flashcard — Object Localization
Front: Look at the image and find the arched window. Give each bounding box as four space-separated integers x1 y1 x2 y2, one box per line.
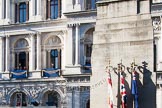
82 28 94 72
14 39 29 70
45 36 62 69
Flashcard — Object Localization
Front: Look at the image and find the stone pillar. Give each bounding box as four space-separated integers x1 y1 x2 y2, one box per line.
61 0 65 18
16 52 19 69
58 49 61 69
47 0 51 19
36 32 41 70
26 52 29 70
75 24 80 66
58 0 61 18
6 0 10 20
0 0 4 19
26 1 29 21
0 37 4 72
67 25 73 66
11 52 15 70
47 50 51 68
29 0 35 20
16 3 19 23
5 35 10 72
37 0 41 15
62 31 66 69
43 49 46 69
158 17 162 70
29 33 35 71
75 0 78 4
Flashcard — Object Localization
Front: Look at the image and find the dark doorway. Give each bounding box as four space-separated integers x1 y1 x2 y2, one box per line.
10 92 27 107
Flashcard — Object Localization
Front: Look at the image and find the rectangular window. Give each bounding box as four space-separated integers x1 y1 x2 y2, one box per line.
50 0 58 19
4 0 6 19
19 2 26 23
51 49 58 69
85 0 97 10
35 0 37 15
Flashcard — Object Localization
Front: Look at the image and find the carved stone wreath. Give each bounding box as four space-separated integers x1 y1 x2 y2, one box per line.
152 17 161 32
45 36 61 45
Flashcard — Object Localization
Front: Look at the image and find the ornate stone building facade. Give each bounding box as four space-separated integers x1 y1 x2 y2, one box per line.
0 0 96 107
1 0 162 108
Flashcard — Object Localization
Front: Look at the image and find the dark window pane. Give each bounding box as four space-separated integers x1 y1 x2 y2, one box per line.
50 49 58 68
19 3 26 23
19 52 26 70
50 0 58 19
86 0 97 10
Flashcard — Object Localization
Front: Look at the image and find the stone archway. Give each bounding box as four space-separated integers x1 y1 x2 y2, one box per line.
41 90 61 108
10 91 28 107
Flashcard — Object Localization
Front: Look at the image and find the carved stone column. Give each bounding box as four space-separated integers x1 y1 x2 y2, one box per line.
5 35 10 72
76 0 78 4
26 52 29 70
47 50 51 68
29 0 35 19
75 24 80 66
16 52 19 69
47 0 51 19
67 25 73 66
26 1 29 21
6 0 10 20
0 0 4 19
58 49 61 69
16 3 19 23
37 0 41 15
29 33 35 71
0 37 4 72
58 0 61 18
11 52 15 70
36 32 41 70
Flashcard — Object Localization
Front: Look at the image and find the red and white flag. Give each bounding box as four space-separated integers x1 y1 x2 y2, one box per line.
107 70 113 108
120 72 127 108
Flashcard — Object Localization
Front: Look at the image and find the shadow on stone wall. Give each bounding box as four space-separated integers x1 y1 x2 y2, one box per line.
138 61 156 108
115 61 156 108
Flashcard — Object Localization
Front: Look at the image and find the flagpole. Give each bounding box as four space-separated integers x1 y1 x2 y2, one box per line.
131 61 135 108
131 59 139 108
117 62 121 108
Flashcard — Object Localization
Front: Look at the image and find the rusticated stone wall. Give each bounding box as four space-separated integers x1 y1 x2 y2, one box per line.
91 0 156 108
